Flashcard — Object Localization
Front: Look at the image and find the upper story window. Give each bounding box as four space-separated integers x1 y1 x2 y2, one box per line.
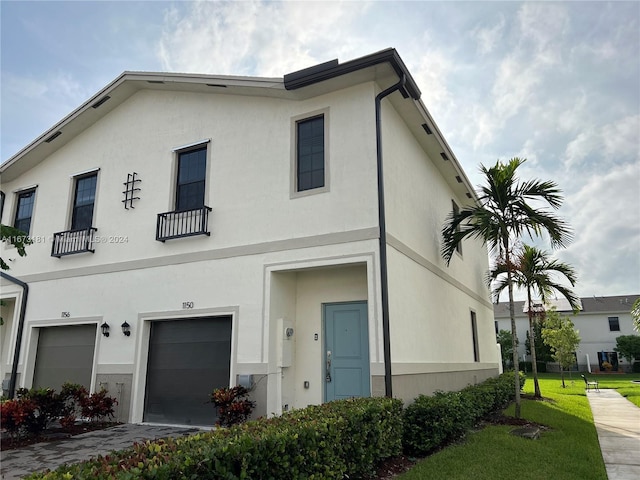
156 142 211 242
14 188 37 235
176 146 207 211
71 173 98 230
291 109 329 197
297 115 325 192
608 316 620 332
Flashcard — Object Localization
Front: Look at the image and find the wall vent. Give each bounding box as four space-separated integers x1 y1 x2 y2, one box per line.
91 96 111 109
440 152 449 161
421 123 432 135
45 131 62 143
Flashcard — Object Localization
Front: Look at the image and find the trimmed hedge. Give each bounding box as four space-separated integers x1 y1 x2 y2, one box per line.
403 371 525 456
27 372 524 479
27 397 403 480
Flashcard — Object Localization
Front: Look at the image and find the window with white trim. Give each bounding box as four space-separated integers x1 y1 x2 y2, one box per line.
71 173 98 230
14 188 37 235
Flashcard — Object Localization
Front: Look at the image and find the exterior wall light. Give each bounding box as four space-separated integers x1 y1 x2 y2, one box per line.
121 321 131 336
100 322 110 337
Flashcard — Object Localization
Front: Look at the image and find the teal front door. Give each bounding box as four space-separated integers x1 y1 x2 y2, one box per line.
324 301 370 402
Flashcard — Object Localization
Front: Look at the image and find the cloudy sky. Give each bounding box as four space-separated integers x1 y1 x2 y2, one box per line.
2 0 639 300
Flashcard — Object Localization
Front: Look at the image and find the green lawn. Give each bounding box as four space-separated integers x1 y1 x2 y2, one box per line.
397 373 640 480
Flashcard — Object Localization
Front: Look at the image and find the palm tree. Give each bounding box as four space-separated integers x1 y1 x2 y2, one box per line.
491 244 579 398
442 158 571 418
631 298 640 332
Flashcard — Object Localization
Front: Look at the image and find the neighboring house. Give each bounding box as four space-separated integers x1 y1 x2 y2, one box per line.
494 295 640 372
0 49 498 426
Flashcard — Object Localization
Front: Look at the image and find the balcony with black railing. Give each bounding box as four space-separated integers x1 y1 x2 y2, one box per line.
51 227 98 257
156 206 212 242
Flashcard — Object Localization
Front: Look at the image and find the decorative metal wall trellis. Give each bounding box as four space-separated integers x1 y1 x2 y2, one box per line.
122 172 141 209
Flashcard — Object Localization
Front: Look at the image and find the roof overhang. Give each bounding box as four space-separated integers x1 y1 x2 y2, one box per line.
284 48 476 202
1 73 284 182
2 48 478 202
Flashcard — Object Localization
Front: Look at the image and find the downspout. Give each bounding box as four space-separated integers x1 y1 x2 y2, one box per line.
1 271 29 398
375 75 406 398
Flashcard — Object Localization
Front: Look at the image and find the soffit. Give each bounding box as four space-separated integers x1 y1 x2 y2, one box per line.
0 73 285 182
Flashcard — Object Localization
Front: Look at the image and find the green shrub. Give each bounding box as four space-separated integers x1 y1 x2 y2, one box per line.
632 361 640 373
26 396 403 480
403 391 473 455
402 372 525 456
0 397 37 439
16 387 67 434
78 389 117 422
209 385 255 427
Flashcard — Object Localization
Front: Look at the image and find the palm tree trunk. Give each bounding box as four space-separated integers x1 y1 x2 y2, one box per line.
506 246 521 418
526 288 541 398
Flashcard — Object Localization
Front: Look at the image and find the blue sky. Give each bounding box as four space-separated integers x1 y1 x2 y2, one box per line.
2 0 639 299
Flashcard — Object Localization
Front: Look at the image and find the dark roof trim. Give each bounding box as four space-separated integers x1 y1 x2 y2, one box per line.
284 48 421 100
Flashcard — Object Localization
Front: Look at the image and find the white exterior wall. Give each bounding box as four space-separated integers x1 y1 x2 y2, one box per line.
379 101 498 398
1 67 501 421
0 81 386 421
1 84 379 277
495 303 638 371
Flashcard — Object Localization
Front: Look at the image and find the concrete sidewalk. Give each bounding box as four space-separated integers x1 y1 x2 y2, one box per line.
0 424 200 480
587 389 640 480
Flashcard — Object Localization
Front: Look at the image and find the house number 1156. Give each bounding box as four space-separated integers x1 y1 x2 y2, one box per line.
182 302 194 309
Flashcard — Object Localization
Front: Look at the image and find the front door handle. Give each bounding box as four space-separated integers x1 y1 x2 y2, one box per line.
326 350 332 383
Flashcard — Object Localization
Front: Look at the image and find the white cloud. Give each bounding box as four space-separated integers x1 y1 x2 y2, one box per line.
1 71 95 158
517 2 569 66
472 14 506 56
411 43 455 119
157 0 372 76
602 115 640 161
559 162 640 296
564 114 640 170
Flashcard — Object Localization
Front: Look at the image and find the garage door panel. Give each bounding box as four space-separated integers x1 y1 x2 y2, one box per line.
148 341 231 368
144 316 232 426
33 325 96 390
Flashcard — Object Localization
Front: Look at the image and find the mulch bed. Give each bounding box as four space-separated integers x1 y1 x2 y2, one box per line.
1 422 121 451
370 455 418 479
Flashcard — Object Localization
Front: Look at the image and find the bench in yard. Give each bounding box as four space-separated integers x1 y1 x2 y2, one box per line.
581 374 599 392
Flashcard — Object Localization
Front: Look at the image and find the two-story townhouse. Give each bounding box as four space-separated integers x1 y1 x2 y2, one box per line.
1 48 499 426
494 295 640 372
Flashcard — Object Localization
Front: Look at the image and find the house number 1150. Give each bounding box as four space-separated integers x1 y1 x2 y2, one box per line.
182 302 194 309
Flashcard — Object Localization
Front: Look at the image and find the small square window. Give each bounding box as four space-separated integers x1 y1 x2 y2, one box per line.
14 188 37 235
608 317 620 332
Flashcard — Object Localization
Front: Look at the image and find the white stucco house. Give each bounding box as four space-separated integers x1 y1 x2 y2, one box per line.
1 49 498 426
494 295 640 372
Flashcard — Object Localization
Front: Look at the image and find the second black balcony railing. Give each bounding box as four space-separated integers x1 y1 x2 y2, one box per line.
51 227 98 257
156 206 212 242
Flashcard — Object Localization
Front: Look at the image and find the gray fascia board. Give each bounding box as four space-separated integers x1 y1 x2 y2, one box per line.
284 48 421 100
